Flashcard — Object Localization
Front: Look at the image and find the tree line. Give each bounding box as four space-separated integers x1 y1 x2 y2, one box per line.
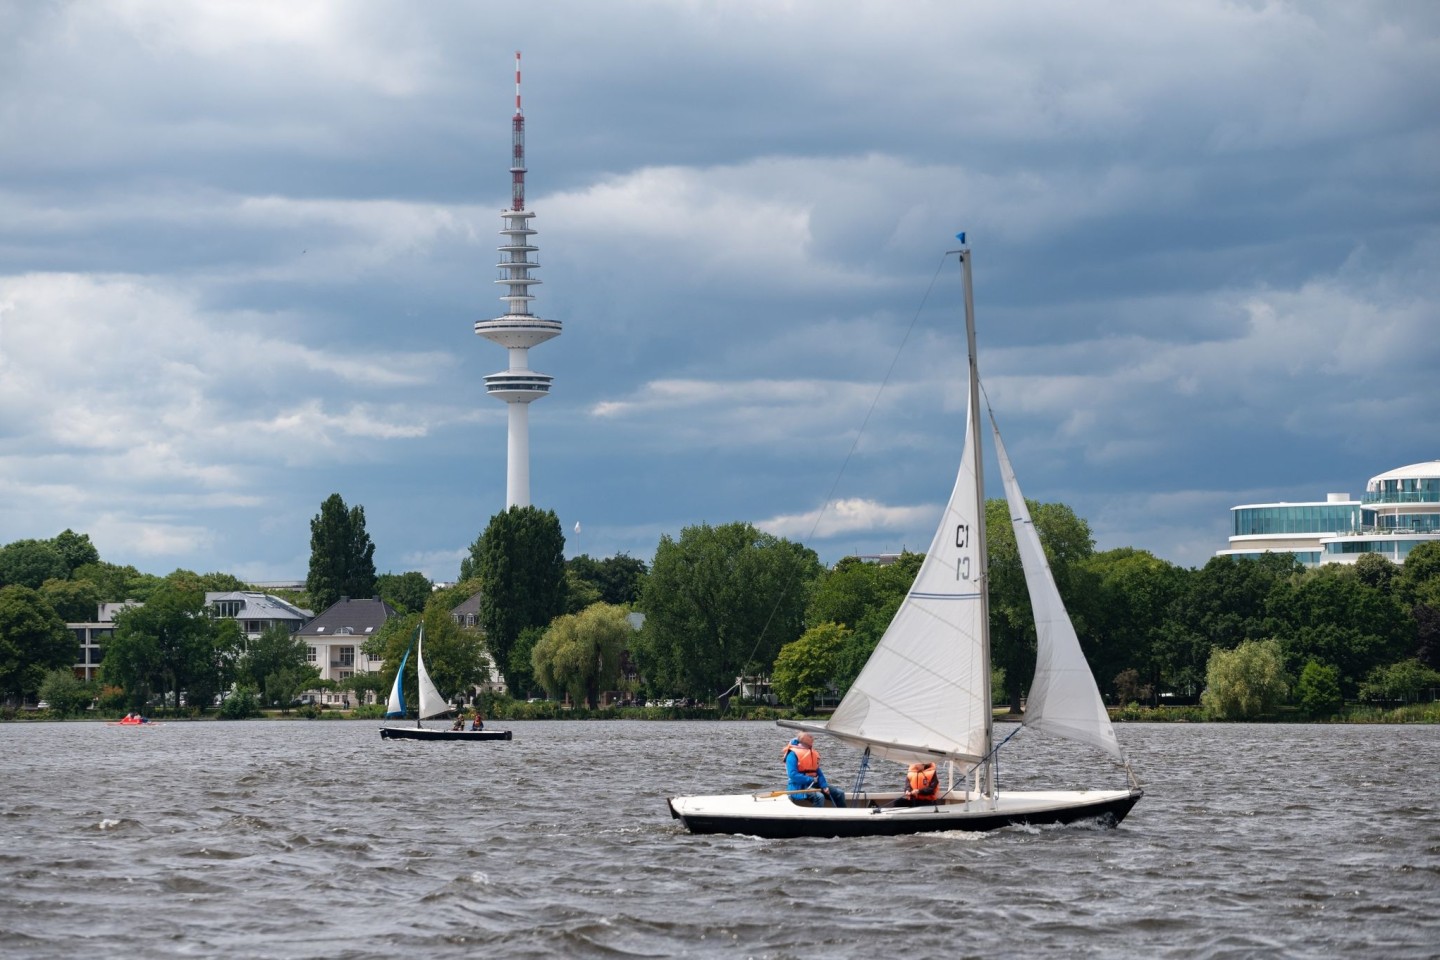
4 491 1439 720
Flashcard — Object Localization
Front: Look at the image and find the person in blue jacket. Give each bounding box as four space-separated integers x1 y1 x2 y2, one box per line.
783 732 845 807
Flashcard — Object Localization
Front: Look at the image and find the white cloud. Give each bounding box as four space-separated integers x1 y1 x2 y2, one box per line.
756 497 939 542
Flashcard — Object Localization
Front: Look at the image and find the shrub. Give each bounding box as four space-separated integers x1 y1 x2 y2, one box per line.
218 688 262 719
1296 660 1343 717
1201 639 1290 720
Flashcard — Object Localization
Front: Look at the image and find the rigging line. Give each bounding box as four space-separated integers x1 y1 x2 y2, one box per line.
941 725 1021 801
730 252 956 687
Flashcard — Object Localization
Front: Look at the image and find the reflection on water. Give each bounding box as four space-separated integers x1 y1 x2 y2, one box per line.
1 719 1436 958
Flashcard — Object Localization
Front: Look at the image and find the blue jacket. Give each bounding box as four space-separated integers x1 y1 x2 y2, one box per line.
784 738 830 792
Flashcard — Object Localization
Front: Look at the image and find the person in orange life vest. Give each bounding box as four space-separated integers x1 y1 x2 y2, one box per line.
470 712 484 731
892 761 940 806
783 733 845 807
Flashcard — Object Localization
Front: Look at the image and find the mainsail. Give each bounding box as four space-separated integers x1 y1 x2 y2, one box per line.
813 378 991 764
416 629 450 721
989 410 1124 762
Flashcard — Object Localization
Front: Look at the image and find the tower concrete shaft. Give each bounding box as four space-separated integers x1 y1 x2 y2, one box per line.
474 50 561 508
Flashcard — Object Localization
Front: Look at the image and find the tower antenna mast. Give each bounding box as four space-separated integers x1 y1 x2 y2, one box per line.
511 50 525 212
475 50 563 509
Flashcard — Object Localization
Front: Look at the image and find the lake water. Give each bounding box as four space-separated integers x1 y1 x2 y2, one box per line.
2 719 1436 958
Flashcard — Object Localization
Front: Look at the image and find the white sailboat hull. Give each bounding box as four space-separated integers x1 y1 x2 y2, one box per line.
668 788 1143 839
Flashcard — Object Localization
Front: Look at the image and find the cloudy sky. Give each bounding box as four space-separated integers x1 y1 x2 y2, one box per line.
2 1 1437 584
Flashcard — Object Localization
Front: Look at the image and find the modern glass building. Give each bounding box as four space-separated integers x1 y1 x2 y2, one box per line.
1220 460 1440 566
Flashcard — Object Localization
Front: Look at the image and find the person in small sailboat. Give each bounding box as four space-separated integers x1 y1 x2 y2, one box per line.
470 711 484 731
782 733 845 807
891 762 940 807
451 713 466 731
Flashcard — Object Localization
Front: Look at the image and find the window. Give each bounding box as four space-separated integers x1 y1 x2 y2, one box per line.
339 647 355 668
307 646 317 663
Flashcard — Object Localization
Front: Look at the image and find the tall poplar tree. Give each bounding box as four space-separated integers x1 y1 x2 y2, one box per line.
306 493 378 612
466 506 567 690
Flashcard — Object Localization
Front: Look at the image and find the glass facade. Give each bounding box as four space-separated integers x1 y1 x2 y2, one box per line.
1375 513 1440 533
1322 538 1431 562
1233 504 1365 536
1364 477 1440 504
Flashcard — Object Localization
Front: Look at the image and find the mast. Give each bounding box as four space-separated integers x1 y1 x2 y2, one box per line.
957 240 994 798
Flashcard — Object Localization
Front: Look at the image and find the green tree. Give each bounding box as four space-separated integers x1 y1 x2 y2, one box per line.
51 530 100 577
568 554 648 606
377 571 432 614
1267 563 1412 696
306 493 378 612
103 585 218 711
417 604 491 704
1415 603 1440 670
507 625 545 701
563 568 603 615
190 618 244 711
264 666 318 709
1352 553 1400 596
70 561 163 603
1358 659 1440 704
0 540 68 590
772 622 849 712
1398 542 1440 606
1295 660 1343 717
531 602 631 708
468 506 567 691
0 585 76 700
40 578 102 624
1155 553 1300 698
38 667 91 715
1200 638 1289 720
804 553 922 699
237 624 316 706
634 521 823 699
806 552 922 631
368 610 491 712
1081 548 1188 702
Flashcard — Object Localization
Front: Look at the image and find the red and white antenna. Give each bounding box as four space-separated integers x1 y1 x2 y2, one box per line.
511 50 525 212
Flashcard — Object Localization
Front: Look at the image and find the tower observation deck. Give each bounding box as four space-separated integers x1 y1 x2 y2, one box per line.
474 51 561 509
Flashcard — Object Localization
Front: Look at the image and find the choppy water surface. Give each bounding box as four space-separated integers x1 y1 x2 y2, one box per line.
2 719 1437 958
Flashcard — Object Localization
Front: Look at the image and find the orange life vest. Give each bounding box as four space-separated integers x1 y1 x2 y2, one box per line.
783 742 820 775
906 762 939 801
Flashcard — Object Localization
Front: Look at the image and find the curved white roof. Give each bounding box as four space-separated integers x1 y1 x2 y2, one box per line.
1368 460 1440 485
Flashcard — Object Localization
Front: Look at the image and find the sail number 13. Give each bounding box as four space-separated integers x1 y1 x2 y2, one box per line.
955 523 970 580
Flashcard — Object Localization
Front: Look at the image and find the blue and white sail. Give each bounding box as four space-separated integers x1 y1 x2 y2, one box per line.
384 644 412 718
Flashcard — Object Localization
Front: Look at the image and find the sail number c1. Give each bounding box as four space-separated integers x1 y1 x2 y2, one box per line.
956 523 970 580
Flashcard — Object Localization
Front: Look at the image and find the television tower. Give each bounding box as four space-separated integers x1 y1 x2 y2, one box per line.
475 50 562 508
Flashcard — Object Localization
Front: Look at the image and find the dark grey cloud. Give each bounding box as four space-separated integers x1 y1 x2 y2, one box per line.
0 1 1436 580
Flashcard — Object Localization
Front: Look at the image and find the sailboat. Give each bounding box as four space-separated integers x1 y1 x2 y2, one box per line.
379 627 512 742
667 243 1142 838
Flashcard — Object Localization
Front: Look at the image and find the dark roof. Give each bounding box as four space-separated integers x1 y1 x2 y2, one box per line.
296 597 397 639
449 590 484 617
